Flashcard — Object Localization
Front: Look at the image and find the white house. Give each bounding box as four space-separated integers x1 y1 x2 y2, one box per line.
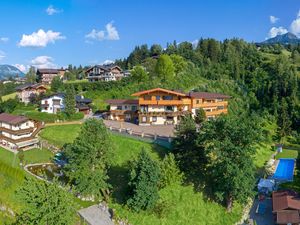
40 94 65 114
0 113 42 150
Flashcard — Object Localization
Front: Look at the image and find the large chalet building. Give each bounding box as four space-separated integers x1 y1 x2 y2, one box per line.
0 113 43 150
86 64 129 82
37 68 66 84
106 88 230 125
16 83 47 104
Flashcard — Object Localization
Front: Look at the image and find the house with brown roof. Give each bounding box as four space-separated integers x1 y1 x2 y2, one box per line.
106 88 230 125
0 113 43 150
16 83 47 104
86 64 128 82
272 190 300 225
37 68 66 84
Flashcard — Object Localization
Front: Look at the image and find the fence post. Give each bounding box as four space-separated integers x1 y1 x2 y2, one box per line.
168 136 172 143
141 132 144 138
154 133 157 140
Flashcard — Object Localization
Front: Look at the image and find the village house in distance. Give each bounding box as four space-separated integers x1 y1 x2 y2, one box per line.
16 83 47 104
86 64 130 82
106 88 230 125
37 68 66 84
0 113 43 150
40 94 92 115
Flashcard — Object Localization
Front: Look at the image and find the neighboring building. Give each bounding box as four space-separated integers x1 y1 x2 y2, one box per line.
40 93 65 114
75 95 92 115
0 113 42 150
37 68 66 84
106 88 230 125
40 94 92 114
86 64 127 82
16 83 47 104
106 99 139 123
272 190 300 225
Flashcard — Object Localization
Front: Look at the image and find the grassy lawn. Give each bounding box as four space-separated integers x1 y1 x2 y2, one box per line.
0 147 54 166
40 124 82 147
275 149 298 159
2 92 17 101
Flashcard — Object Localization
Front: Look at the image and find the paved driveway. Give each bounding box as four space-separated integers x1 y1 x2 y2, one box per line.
249 198 274 225
103 120 175 137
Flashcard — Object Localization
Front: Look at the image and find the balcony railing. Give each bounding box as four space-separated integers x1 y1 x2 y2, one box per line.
139 99 187 106
205 109 228 116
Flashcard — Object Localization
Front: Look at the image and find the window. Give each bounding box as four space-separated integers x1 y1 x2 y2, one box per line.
217 106 224 110
162 95 173 100
144 95 151 100
142 116 147 123
152 116 157 122
156 96 160 100
196 100 200 104
124 105 128 110
165 106 174 111
117 106 122 110
131 105 137 111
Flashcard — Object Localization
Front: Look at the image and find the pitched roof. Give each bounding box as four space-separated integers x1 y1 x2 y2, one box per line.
106 99 138 105
16 83 46 91
132 88 187 97
188 92 231 99
273 190 300 212
0 113 29 125
86 64 122 73
277 210 300 224
37 68 64 74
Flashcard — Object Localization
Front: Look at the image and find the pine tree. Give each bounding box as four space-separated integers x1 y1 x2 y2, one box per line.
63 119 114 199
127 149 160 212
64 85 76 117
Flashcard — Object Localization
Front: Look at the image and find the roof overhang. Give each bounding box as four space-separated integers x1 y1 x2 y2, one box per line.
131 88 186 97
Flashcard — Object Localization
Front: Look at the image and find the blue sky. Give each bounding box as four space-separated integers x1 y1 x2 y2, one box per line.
0 0 299 72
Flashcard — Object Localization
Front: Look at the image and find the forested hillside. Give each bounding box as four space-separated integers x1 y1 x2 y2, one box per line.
65 39 300 139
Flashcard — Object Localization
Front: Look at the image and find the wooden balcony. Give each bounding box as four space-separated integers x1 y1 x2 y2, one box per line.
0 126 34 135
139 110 190 117
110 110 137 116
205 109 228 116
195 101 228 108
139 99 187 106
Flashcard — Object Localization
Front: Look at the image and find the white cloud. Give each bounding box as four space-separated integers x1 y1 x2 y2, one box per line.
85 22 120 42
0 37 9 43
18 29 65 48
106 23 119 40
0 50 5 60
46 5 62 15
30 56 56 69
268 26 288 38
290 10 300 36
85 29 105 41
14 64 27 73
270 15 279 24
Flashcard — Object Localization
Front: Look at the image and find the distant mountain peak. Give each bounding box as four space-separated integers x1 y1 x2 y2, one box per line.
261 32 300 45
0 64 25 80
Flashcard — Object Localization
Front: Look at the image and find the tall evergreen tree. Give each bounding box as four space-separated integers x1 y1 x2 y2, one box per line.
64 85 76 117
127 149 160 212
63 119 114 199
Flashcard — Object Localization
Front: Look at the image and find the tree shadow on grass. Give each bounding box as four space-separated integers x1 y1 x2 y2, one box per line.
108 164 130 204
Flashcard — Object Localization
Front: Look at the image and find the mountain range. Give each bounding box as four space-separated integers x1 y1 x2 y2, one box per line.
260 32 300 45
0 64 24 80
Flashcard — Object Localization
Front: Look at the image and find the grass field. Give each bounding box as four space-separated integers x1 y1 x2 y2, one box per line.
2 92 17 101
275 149 298 159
